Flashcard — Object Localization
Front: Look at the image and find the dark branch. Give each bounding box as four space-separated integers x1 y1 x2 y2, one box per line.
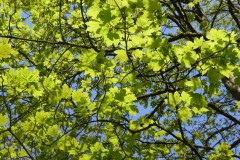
208 103 240 125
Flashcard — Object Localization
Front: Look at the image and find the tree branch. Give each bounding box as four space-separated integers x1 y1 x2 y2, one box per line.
208 103 240 125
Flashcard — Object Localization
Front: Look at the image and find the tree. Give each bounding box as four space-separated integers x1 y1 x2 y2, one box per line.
0 0 239 159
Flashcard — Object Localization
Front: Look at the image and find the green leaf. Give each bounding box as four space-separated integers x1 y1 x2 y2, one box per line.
0 40 17 59
105 32 120 46
115 50 128 63
219 63 235 78
199 108 209 113
206 28 228 41
181 51 198 68
87 4 101 19
124 91 137 103
90 142 104 153
96 51 106 64
146 0 160 13
9 147 17 158
79 154 91 160
18 150 27 157
47 125 60 137
68 149 77 155
129 120 138 130
126 105 138 115
166 92 181 109
0 114 8 126
109 137 119 146
98 9 115 23
207 68 221 83
191 93 208 107
178 107 192 122
193 107 209 114
185 78 202 91
154 130 166 138
86 20 101 32
61 84 72 98
115 89 125 101
236 101 240 108
148 61 161 72
181 91 192 106
32 89 44 98
0 1 238 159
132 49 144 60
72 89 90 105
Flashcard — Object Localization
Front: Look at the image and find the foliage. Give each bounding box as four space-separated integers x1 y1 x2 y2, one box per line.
0 0 239 159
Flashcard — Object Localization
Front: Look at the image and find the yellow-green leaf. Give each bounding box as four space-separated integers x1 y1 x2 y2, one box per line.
0 114 8 126
0 41 16 59
115 50 128 63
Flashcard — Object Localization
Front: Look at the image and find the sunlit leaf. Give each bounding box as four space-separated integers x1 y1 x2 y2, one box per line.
0 114 8 126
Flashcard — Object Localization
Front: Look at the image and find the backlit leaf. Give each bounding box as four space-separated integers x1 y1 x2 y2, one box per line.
0 114 8 126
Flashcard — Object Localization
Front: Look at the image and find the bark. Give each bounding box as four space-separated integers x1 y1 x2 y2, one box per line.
222 75 240 101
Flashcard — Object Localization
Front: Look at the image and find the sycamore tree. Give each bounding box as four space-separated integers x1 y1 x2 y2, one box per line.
0 0 240 159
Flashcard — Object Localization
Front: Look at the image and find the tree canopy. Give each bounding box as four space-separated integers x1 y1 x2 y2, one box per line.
0 0 239 159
